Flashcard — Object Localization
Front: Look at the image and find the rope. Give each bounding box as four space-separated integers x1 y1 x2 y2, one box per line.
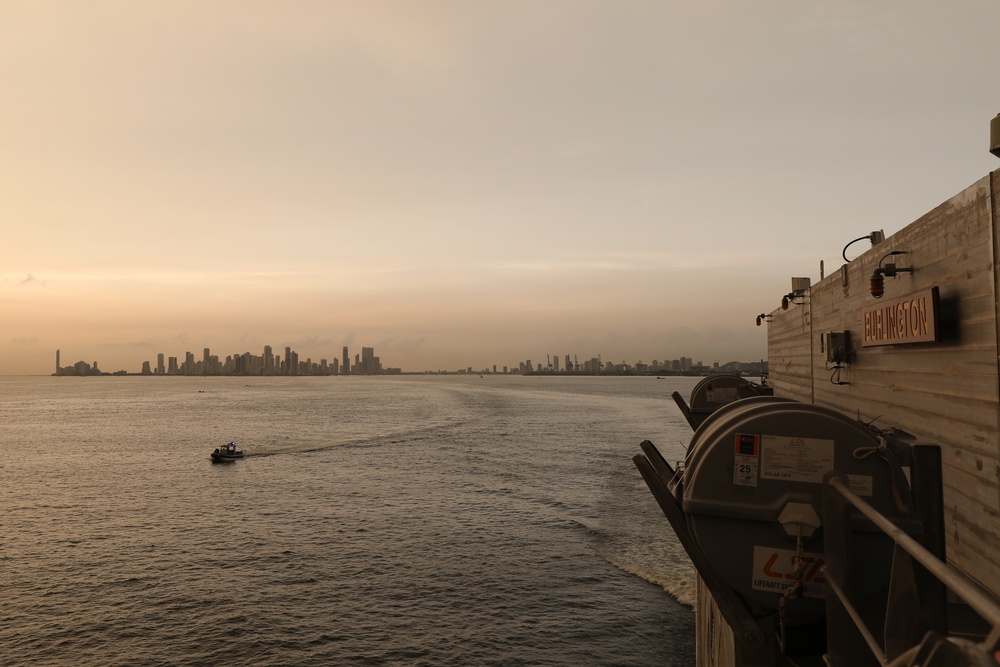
778 523 806 654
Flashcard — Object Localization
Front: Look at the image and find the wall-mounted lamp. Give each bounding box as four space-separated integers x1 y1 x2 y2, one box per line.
755 313 773 326
842 231 886 263
781 292 804 310
780 277 811 310
870 250 913 298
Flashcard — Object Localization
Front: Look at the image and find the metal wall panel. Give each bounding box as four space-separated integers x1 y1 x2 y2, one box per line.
767 172 1000 595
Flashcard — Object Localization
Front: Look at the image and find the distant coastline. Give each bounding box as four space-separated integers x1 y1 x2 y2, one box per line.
52 344 764 379
50 358 766 378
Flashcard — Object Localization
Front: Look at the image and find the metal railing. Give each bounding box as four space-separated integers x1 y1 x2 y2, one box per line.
822 472 1000 667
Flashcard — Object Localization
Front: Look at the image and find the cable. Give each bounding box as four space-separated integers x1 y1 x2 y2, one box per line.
878 250 906 268
829 364 848 385
778 522 806 654
842 235 873 263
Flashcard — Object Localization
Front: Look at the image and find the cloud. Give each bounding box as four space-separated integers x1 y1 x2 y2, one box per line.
95 339 164 349
16 274 45 287
11 336 39 345
558 141 603 159
285 335 337 351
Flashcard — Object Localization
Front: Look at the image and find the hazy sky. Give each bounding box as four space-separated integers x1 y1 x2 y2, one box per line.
3 1 998 374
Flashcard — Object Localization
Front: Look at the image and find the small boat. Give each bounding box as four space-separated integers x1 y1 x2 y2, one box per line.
211 441 245 462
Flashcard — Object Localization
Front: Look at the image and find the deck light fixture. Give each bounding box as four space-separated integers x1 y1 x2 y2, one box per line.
781 277 810 310
781 293 801 310
756 313 773 326
870 251 912 299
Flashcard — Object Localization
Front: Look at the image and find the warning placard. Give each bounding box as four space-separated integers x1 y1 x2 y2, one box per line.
734 433 760 456
751 545 826 597
760 435 835 483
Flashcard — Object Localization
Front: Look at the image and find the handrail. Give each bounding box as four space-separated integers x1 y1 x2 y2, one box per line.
821 570 888 664
828 477 1000 635
824 474 1000 661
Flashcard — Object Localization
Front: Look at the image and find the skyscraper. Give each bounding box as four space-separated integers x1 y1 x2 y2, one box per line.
361 347 377 374
342 346 350 375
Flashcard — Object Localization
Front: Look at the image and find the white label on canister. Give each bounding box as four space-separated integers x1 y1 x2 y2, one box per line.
733 455 758 487
760 435 835 483
751 545 827 597
712 387 739 403
847 474 873 497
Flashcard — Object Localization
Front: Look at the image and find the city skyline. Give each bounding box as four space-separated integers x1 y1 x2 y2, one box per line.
49 342 759 377
3 3 997 376
53 344 391 377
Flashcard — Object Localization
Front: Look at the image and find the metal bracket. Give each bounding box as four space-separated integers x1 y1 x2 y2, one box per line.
634 439 772 661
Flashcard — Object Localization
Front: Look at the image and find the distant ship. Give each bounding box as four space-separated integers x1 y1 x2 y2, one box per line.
211 441 244 462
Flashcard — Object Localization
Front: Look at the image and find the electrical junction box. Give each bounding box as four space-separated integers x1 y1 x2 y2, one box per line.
791 277 811 294
823 331 851 365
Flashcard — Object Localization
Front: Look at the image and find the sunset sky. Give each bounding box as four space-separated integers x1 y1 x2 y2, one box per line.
3 1 999 374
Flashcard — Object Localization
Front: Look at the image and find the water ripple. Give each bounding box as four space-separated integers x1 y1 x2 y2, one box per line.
0 376 696 666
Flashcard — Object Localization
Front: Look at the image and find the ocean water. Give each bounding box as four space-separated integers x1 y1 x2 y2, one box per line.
0 375 697 666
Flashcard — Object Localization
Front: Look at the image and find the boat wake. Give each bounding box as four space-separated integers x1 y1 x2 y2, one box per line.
602 553 697 608
224 417 475 459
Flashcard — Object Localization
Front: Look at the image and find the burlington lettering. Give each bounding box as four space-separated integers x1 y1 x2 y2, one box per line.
864 297 928 341
861 287 939 347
